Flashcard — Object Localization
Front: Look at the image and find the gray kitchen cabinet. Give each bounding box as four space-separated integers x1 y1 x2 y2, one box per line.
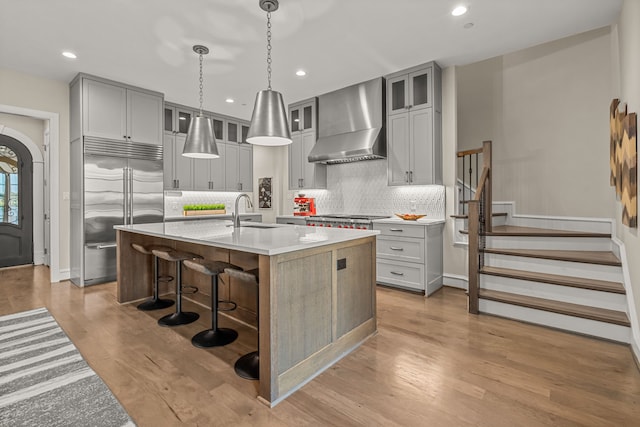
225 142 253 192
163 132 193 190
82 77 163 145
288 98 326 190
373 221 443 295
386 62 441 186
193 143 226 191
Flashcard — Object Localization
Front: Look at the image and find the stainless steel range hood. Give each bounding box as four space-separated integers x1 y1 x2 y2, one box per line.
308 77 386 164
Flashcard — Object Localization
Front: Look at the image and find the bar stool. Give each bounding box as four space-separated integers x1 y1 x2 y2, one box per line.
153 249 202 327
130 243 175 311
225 267 260 380
183 259 241 348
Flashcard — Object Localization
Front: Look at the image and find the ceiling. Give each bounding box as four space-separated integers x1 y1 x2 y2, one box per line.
1 0 622 121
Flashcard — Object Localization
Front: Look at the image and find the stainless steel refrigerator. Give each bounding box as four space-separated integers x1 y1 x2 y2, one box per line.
70 138 164 286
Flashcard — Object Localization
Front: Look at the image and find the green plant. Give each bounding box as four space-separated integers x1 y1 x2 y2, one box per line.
183 203 225 211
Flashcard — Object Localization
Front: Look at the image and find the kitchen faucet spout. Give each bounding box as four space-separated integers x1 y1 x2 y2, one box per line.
233 193 253 228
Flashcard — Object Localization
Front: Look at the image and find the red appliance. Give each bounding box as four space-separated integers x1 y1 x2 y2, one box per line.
293 197 316 216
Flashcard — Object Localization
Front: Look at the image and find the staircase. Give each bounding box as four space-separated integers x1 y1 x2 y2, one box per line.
457 142 631 343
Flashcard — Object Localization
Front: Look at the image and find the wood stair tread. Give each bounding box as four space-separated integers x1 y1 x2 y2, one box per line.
469 225 611 237
480 266 626 294
482 248 621 266
450 212 508 219
479 289 631 327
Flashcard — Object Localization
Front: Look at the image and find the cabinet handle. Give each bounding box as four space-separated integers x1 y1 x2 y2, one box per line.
301 178 304 187
405 171 409 182
409 171 413 182
389 228 403 232
123 135 127 140
176 179 180 188
390 271 405 276
127 136 131 139
238 183 242 191
390 247 404 251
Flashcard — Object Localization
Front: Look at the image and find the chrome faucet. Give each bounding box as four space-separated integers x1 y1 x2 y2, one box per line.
233 193 253 228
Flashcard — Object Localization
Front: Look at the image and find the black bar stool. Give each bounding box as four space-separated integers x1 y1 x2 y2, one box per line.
183 259 242 348
153 249 202 327
131 243 175 311
225 267 260 380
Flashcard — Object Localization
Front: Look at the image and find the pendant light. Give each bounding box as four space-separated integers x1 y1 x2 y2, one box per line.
246 0 292 146
183 45 219 158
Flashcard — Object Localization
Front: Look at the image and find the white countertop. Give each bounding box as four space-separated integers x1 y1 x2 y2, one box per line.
164 213 261 221
372 217 446 226
115 220 379 256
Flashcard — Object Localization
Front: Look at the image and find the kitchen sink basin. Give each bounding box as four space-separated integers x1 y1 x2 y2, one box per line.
239 224 278 229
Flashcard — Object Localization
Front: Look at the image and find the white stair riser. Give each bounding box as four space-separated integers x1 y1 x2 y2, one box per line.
479 299 630 343
484 253 623 283
485 236 612 251
491 215 508 227
480 275 627 311
508 216 612 234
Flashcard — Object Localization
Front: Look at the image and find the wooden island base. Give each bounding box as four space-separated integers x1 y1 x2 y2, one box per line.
117 229 377 406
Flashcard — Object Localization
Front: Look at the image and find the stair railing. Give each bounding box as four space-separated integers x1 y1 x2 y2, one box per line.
463 140 492 314
456 147 483 215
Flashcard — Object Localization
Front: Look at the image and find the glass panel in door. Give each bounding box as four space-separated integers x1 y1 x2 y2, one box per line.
391 79 406 112
0 145 18 225
241 125 249 144
178 111 191 134
303 105 313 131
213 118 224 141
228 122 238 143
164 108 174 132
291 109 300 132
410 69 431 109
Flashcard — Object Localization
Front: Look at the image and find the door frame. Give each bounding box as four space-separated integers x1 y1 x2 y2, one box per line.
0 104 60 283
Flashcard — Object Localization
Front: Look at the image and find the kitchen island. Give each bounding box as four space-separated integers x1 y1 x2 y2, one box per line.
115 220 378 406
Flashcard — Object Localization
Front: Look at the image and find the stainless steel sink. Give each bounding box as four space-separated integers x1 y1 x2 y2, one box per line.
239 224 278 229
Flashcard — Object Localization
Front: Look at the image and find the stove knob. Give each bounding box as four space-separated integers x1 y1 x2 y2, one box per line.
350 225 355 229
327 224 332 227
319 224 323 227
338 225 342 228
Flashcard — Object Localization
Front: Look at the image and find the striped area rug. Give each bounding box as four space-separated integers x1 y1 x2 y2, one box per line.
0 307 136 426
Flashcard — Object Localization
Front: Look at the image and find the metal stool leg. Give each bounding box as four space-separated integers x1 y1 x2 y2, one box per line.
235 289 259 380
137 254 174 311
158 260 200 327
192 274 238 347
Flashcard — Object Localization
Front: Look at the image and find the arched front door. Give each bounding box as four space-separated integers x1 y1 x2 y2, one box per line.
0 135 33 267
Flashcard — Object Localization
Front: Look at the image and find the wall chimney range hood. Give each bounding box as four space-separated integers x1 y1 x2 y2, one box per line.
308 77 386 164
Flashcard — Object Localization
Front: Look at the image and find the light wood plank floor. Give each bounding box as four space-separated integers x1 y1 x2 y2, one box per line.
2 265 640 426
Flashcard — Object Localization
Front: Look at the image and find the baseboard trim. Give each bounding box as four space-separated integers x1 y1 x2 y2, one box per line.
55 268 71 282
444 273 468 290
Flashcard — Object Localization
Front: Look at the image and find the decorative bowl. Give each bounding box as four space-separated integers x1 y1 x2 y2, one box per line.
395 213 426 221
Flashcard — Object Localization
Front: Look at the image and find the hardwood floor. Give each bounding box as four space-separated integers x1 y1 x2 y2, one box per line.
2 265 640 426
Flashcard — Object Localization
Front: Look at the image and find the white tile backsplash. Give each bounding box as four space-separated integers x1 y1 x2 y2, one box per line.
164 191 252 218
288 159 445 219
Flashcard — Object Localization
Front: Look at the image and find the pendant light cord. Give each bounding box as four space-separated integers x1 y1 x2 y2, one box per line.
198 52 204 115
266 11 272 90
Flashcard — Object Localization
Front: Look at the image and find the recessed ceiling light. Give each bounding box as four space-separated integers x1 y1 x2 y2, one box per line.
226 98 235 103
62 51 77 59
452 6 468 16
295 70 307 77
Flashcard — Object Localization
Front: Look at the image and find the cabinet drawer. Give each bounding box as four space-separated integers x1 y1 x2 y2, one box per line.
374 223 425 238
376 259 424 291
376 236 424 263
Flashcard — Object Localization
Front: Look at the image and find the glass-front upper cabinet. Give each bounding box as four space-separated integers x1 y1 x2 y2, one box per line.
212 117 224 141
241 124 250 144
387 67 432 115
289 98 316 134
227 121 239 143
164 105 194 134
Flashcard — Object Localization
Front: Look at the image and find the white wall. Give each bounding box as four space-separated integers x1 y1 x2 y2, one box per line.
0 114 45 150
613 0 640 359
0 68 69 273
456 27 614 218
